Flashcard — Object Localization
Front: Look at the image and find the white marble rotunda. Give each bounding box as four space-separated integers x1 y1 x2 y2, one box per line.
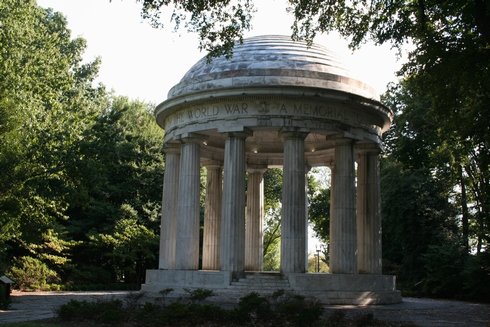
142 35 401 304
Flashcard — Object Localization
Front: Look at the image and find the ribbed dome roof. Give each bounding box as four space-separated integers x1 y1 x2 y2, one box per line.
168 35 379 101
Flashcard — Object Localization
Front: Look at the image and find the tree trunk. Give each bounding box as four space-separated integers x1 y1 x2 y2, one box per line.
459 165 469 253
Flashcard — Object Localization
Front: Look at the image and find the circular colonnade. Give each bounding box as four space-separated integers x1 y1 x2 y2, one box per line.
142 35 400 304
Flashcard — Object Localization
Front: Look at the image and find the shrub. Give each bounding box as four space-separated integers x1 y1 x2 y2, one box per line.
237 292 273 322
8 256 58 290
462 252 490 302
0 283 10 309
58 299 126 324
183 288 214 303
326 310 347 325
274 293 323 327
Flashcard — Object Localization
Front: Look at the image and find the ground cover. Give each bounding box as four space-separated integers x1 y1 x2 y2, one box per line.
1 290 418 327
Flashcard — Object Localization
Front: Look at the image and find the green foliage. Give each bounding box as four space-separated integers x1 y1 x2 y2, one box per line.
139 0 255 58
0 0 164 290
273 293 323 327
462 252 490 302
262 169 283 271
89 209 159 284
308 187 330 245
57 292 324 326
0 283 10 309
183 288 215 303
263 168 282 212
380 71 489 299
380 159 456 292
57 299 126 324
0 0 106 285
291 0 490 258
422 243 466 298
307 254 329 273
236 292 272 322
8 256 58 290
262 208 281 271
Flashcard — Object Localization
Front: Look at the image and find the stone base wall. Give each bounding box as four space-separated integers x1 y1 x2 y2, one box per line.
288 273 397 291
141 270 232 293
141 270 401 304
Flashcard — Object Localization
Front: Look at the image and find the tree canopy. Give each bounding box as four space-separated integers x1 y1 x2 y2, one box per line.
0 0 164 289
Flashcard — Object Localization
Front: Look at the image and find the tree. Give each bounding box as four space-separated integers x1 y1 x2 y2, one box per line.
89 204 159 285
380 77 489 299
64 97 164 285
0 1 165 289
0 0 106 283
262 169 282 271
308 182 330 246
137 0 254 58
291 0 490 252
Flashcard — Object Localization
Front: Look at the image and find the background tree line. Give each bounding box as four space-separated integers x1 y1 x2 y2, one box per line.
0 0 163 290
0 0 488 301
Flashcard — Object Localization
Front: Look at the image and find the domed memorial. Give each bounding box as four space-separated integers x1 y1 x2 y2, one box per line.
143 35 401 304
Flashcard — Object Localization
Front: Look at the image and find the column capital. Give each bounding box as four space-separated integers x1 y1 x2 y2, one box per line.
180 133 208 144
280 127 309 140
330 136 354 146
202 160 223 169
356 142 381 155
224 128 252 140
163 142 181 155
247 164 267 174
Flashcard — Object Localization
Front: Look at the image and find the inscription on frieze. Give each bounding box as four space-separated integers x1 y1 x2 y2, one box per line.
164 99 363 130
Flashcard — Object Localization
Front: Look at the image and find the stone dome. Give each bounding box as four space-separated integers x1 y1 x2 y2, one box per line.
155 35 393 164
168 35 379 101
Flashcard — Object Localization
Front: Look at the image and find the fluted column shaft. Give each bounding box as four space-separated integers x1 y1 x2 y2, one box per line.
159 144 180 269
330 138 357 274
245 168 266 271
202 164 222 270
175 137 201 270
221 133 247 274
281 131 308 274
357 147 382 274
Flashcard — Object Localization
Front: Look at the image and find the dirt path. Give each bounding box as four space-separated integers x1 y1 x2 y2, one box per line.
324 297 490 327
0 291 130 324
1 291 489 326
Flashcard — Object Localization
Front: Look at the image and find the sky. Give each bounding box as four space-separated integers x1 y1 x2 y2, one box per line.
36 0 404 105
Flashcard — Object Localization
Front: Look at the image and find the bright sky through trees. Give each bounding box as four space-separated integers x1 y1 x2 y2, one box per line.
36 0 404 105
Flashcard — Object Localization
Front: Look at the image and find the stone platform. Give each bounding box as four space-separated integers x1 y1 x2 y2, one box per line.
141 270 401 305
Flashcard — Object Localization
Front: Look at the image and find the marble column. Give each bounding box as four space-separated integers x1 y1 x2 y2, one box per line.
356 145 382 274
159 144 180 269
245 167 266 271
330 138 357 274
221 132 247 274
281 130 308 274
175 136 201 270
202 164 222 270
